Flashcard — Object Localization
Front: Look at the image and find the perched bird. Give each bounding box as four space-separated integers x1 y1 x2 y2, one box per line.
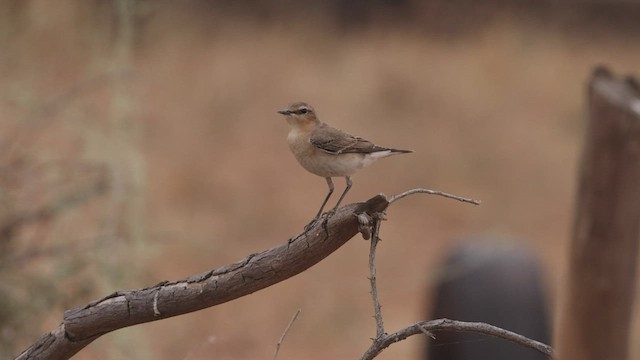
278 102 412 226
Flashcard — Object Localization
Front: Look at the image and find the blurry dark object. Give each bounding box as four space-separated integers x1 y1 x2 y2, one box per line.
426 242 550 360
557 67 640 360
7 0 640 36
177 0 640 36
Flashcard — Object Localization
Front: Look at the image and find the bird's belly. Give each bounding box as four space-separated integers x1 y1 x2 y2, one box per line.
297 150 367 177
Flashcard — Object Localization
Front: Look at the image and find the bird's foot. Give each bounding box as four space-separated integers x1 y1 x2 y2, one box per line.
320 209 338 235
304 216 321 231
304 210 336 235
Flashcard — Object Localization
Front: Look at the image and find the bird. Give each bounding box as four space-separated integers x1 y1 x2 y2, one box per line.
277 102 413 227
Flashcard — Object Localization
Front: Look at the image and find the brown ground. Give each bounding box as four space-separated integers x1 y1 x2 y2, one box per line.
2 1 640 359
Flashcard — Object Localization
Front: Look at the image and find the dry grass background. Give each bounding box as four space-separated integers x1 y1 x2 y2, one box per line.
2 1 640 359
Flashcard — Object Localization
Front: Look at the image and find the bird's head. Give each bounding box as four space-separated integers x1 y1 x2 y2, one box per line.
277 102 319 127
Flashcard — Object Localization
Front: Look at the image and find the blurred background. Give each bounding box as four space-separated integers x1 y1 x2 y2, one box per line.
2 0 639 359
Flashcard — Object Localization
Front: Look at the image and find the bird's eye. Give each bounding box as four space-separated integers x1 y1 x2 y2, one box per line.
299 108 308 114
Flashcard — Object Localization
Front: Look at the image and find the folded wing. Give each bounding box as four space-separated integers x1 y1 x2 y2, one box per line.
310 124 396 155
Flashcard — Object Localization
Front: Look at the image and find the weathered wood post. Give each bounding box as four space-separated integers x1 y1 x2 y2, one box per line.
557 67 640 360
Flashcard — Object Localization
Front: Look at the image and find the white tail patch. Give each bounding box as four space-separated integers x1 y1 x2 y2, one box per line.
362 150 395 167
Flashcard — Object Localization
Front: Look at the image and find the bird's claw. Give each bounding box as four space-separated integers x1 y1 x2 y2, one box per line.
304 217 321 231
304 211 335 236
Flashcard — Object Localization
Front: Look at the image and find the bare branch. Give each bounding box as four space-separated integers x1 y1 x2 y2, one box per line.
367 215 385 338
361 318 554 360
15 195 389 360
364 187 552 359
389 188 481 206
272 309 301 360
16 188 550 360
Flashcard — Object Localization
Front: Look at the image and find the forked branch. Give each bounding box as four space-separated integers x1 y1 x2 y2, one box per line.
15 187 552 360
361 188 553 359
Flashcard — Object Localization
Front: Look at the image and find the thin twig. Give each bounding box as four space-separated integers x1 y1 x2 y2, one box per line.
389 188 481 206
417 323 435 339
361 318 553 360
272 309 302 360
362 188 553 359
366 187 478 342
368 217 385 338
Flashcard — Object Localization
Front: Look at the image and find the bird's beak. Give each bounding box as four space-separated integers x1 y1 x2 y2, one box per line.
277 109 291 115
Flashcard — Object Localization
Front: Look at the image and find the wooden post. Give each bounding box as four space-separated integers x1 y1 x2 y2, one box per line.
557 67 640 360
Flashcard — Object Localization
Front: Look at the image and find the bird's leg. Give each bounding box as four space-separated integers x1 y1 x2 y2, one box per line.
316 177 335 219
319 176 352 235
305 177 334 230
328 176 352 216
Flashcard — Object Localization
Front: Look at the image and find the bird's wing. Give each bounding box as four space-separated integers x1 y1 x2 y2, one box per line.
310 124 389 154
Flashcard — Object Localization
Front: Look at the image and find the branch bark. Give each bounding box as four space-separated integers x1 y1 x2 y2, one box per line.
15 195 389 360
557 67 640 360
361 318 553 360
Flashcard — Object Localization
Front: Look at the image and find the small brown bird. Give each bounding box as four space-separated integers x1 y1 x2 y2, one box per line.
278 102 412 225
